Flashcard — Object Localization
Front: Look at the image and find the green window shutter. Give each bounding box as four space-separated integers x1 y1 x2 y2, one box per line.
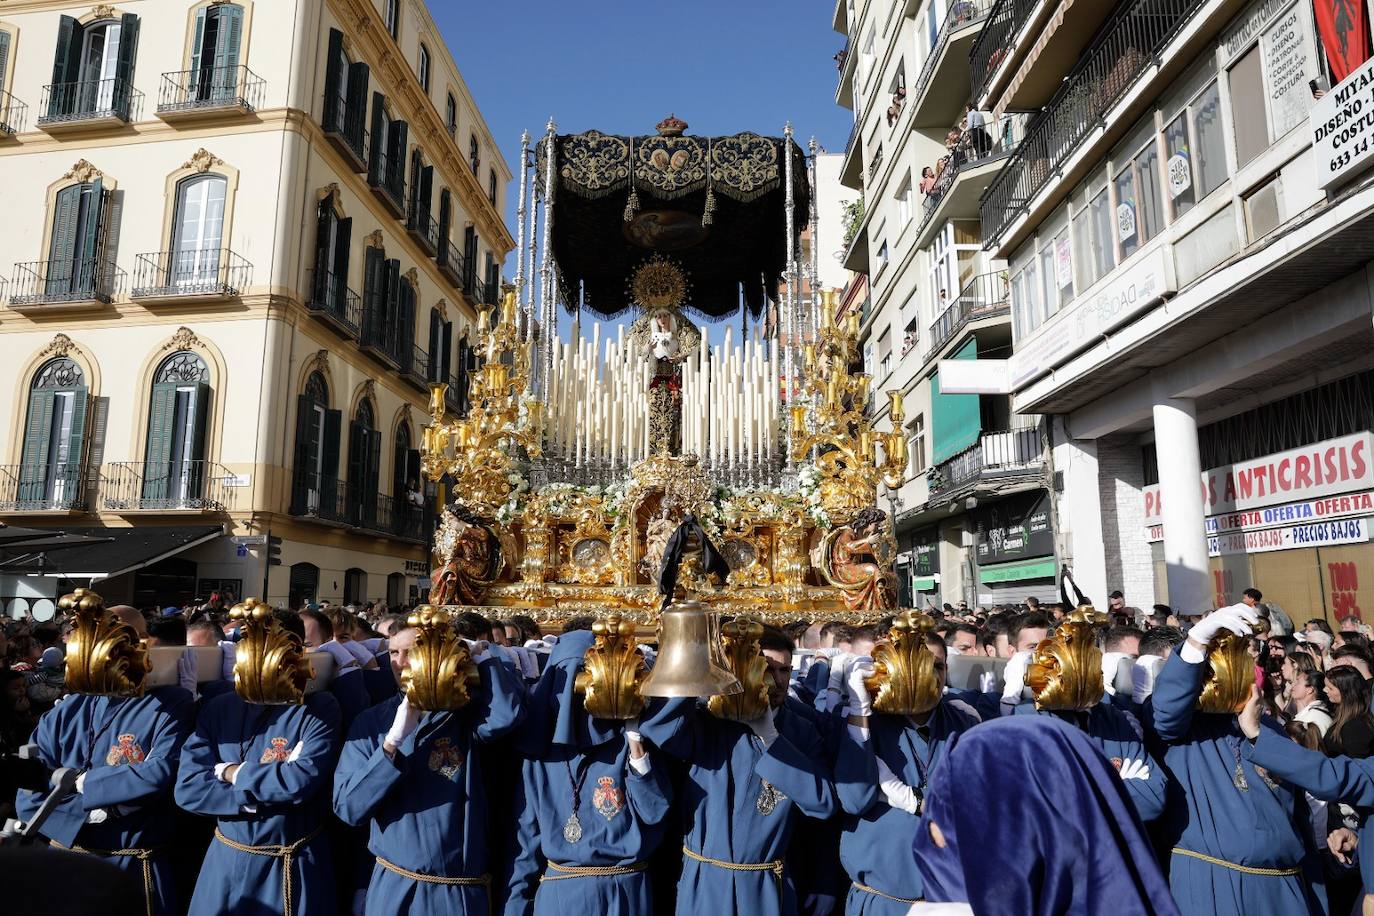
322 408 342 515
79 178 106 295
291 394 317 510
0 31 12 95
48 184 82 295
437 189 452 266
368 92 385 185
114 14 140 118
384 258 401 354
189 6 207 99
212 5 242 92
65 392 88 500
312 197 332 303
389 120 408 195
400 277 416 353
419 165 434 224
142 381 178 501
345 61 369 148
19 388 55 501
187 382 211 498
442 321 453 379
323 28 344 132
332 216 352 316
346 420 364 524
362 246 384 345
50 17 80 117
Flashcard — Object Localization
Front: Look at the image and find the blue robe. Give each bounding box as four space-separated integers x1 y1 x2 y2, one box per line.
16 687 194 916
1147 648 1324 915
833 698 978 914
333 657 525 916
175 691 341 916
783 698 843 916
642 700 839 916
1011 700 1166 822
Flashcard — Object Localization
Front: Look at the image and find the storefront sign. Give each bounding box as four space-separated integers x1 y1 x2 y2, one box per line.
1312 53 1374 189
912 526 940 579
1208 518 1368 556
1009 247 1174 389
1223 0 1299 60
974 490 1054 566
1262 4 1317 139
1168 152 1192 197
1143 432 1374 523
1147 490 1374 541
979 556 1057 583
1116 203 1137 243
404 560 430 576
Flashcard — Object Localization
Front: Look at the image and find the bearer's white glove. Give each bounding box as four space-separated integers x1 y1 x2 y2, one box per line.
846 658 875 718
385 697 422 748
1001 650 1032 704
213 762 241 784
1188 604 1259 645
875 755 921 814
748 706 780 747
1118 758 1151 782
461 638 492 664
74 771 88 794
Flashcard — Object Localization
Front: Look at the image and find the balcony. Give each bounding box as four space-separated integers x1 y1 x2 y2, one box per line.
437 238 466 288
840 118 864 191
406 204 440 258
970 0 1037 108
914 112 1027 249
0 463 90 513
360 304 404 370
399 343 430 391
156 66 264 123
909 0 998 129
444 369 467 415
131 249 251 302
368 147 407 219
102 461 236 512
928 425 1044 503
464 275 497 309
290 469 426 542
290 469 349 525
37 78 142 133
981 0 1212 250
929 271 1011 355
325 112 369 174
9 258 122 311
306 270 363 339
0 90 29 136
373 493 427 543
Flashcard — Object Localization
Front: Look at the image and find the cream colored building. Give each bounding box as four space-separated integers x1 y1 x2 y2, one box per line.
0 0 513 616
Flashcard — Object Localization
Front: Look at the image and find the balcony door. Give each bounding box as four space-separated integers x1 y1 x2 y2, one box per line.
171 174 226 289
19 358 87 508
293 372 340 516
47 180 107 299
189 3 243 101
347 399 381 527
81 20 121 112
143 353 211 505
50 14 139 119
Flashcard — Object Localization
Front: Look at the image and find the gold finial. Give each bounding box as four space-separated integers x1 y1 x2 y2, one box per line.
231 599 312 705
1025 606 1110 711
865 611 941 715
574 613 647 720
707 617 771 721
402 606 480 711
62 589 150 697
1198 613 1270 714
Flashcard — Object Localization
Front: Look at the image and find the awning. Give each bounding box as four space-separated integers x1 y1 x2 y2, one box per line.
20 525 224 580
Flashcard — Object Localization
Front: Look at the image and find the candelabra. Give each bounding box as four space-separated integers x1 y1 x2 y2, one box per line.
423 287 544 519
790 289 908 517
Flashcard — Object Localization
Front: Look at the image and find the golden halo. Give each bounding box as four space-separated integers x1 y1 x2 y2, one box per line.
630 256 688 309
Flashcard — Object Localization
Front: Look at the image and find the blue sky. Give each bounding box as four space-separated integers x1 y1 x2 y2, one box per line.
433 0 854 268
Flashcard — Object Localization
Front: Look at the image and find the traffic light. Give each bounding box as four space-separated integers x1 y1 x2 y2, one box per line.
267 534 283 567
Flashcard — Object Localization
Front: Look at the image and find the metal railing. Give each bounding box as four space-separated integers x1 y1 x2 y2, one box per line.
360 302 404 368
290 469 348 524
912 0 998 109
38 78 142 125
374 493 426 542
444 369 467 414
969 0 1037 104
10 258 122 306
981 0 1208 244
103 461 236 511
928 271 1011 353
0 463 90 511
399 342 430 388
407 204 440 255
0 90 29 135
368 145 407 212
917 111 1028 232
438 237 466 285
934 426 1044 494
157 66 264 114
307 269 363 337
131 249 251 299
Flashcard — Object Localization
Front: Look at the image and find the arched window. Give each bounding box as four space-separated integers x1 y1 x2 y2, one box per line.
188 3 244 102
47 13 140 119
347 398 380 527
17 357 88 508
143 351 210 505
311 189 353 321
291 371 341 518
170 173 227 288
343 567 367 606
288 562 319 609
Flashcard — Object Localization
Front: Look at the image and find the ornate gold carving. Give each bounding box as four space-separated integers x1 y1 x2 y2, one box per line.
231 599 312 705
574 614 647 720
557 505 616 585
63 159 103 183
364 229 385 249
707 617 771 721
401 606 479 711
629 256 689 309
41 333 79 358
161 326 202 352
866 612 941 715
1198 616 1271 714
182 148 225 174
1026 607 1110 711
62 590 150 698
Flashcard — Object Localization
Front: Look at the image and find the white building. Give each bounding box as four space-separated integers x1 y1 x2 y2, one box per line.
0 0 513 615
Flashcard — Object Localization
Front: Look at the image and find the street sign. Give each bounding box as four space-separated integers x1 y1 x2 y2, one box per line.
231 535 268 546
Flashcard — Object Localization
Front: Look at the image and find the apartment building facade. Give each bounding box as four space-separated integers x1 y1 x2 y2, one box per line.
0 0 513 616
833 0 1053 609
976 0 1374 620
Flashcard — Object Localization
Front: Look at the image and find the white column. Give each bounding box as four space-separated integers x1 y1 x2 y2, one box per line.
1152 397 1212 613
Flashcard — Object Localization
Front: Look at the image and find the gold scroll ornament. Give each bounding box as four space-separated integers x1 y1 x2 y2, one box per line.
63 589 150 697
574 613 648 720
707 617 771 722
1025 607 1110 712
865 611 941 716
1198 614 1270 714
402 606 480 711
231 599 312 705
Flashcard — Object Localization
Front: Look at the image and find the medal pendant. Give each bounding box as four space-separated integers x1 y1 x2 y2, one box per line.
563 812 583 843
1233 763 1250 791
756 780 783 815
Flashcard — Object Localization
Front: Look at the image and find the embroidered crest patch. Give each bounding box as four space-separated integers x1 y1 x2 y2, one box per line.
592 776 623 820
105 733 145 766
428 738 464 780
260 737 291 763
1110 757 1123 771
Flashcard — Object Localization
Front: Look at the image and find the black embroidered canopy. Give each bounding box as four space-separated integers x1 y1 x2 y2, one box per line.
539 129 810 321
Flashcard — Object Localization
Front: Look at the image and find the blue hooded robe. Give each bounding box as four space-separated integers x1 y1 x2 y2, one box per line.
504 631 675 916
640 694 839 916
913 715 1181 916
833 698 978 914
15 688 195 916
1147 648 1324 916
333 654 526 916
174 690 341 916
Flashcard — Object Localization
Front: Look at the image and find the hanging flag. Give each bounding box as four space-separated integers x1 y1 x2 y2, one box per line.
1314 0 1372 82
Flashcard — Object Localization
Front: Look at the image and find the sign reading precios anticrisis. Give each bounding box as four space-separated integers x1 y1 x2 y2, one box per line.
1313 55 1374 190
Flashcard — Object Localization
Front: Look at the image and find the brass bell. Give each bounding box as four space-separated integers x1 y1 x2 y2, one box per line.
641 599 742 698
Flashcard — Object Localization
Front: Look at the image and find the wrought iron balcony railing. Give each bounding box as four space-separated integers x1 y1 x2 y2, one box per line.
928 271 1011 354
911 0 997 109
38 77 142 125
981 0 1208 244
399 342 430 389
157 66 265 115
0 90 29 135
438 238 467 287
930 426 1044 496
131 249 251 299
103 461 236 511
368 145 407 216
0 463 90 511
969 0 1036 104
444 369 467 415
360 302 404 369
10 258 122 306
406 204 440 257
306 269 364 338
373 493 427 542
290 469 348 524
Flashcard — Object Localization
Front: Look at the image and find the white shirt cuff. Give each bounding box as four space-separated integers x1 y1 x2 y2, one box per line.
1179 641 1207 665
847 723 871 743
628 753 652 776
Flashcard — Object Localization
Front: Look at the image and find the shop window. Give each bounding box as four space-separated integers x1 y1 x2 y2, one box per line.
1228 45 1269 169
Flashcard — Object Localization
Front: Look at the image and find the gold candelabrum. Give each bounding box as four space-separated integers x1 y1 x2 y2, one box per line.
790 289 909 516
422 287 544 519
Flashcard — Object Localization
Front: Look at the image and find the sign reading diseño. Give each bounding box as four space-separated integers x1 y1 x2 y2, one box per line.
1312 55 1374 190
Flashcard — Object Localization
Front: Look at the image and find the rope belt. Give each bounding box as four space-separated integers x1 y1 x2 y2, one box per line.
852 880 922 905
52 841 158 916
214 826 323 916
376 857 491 915
540 860 649 883
683 845 785 881
1171 847 1302 877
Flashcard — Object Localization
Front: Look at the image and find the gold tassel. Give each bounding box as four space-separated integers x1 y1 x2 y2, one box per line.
702 187 716 227
624 186 640 222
